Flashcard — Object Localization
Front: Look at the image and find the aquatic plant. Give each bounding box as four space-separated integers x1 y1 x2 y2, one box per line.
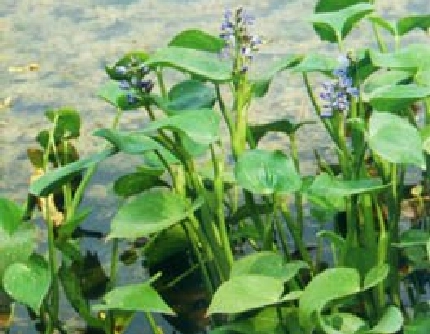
1 0 430 333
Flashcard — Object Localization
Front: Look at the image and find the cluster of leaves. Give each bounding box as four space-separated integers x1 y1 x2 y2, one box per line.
1 0 430 334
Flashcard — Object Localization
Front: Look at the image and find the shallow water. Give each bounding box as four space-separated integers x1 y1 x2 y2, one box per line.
1 0 429 333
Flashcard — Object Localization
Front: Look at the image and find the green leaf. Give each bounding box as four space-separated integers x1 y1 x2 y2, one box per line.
162 79 215 114
404 316 430 334
361 70 412 96
299 267 361 332
46 107 81 140
0 211 36 279
249 119 315 144
292 53 338 74
108 191 202 239
397 15 430 36
94 129 162 154
362 263 389 290
368 84 430 112
368 16 396 35
416 70 430 87
0 197 23 235
114 172 167 197
92 280 174 314
235 149 302 195
231 252 308 282
29 148 117 197
146 47 231 82
311 3 374 43
369 112 424 167
207 276 285 314
251 54 302 97
370 44 430 72
321 312 367 334
366 306 403 333
97 80 143 110
142 109 220 145
168 29 225 53
309 173 386 197
3 254 50 313
105 51 149 80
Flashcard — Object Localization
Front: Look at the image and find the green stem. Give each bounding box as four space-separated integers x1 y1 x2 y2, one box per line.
289 133 304 236
156 67 167 99
215 83 234 137
145 312 162 334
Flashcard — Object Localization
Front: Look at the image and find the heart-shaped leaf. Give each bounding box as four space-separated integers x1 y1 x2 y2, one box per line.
114 172 167 197
361 70 412 96
397 15 430 36
235 149 302 195
299 267 361 332
94 129 162 154
366 306 403 333
0 197 23 235
108 191 202 239
249 119 315 144
370 44 430 72
142 109 220 145
207 275 285 315
3 254 50 313
251 54 302 97
168 29 225 53
368 84 430 112
146 47 231 83
292 53 338 74
92 280 174 314
311 3 374 43
369 112 424 167
309 173 386 197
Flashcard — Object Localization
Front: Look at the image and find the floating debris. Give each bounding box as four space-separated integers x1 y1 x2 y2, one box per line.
0 97 12 110
8 63 40 73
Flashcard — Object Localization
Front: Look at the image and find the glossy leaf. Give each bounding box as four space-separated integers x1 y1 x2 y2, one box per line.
231 252 308 282
94 129 162 154
321 312 367 334
0 202 36 278
146 47 231 82
368 84 430 112
309 173 386 197
162 79 215 114
168 29 225 53
109 190 202 239
235 149 302 195
299 267 361 332
362 263 389 291
370 44 430 72
0 197 23 235
3 255 50 313
29 147 117 197
311 3 374 43
397 15 430 36
251 54 302 97
114 172 167 197
207 275 285 314
92 281 174 314
45 107 81 140
366 306 403 333
361 70 411 96
293 53 337 74
249 119 315 144
142 109 220 145
368 112 424 167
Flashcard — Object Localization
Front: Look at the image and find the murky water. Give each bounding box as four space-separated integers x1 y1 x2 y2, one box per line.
0 0 429 333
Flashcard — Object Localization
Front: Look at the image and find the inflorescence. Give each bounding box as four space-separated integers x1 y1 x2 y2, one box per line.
319 55 359 118
219 7 262 74
114 58 154 104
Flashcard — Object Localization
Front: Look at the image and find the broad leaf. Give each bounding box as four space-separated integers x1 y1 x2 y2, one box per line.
311 3 374 43
299 267 361 332
0 197 23 235
3 254 50 313
29 148 117 197
46 107 81 140
235 149 302 195
108 191 202 239
94 129 162 154
142 109 220 145
368 84 430 112
146 47 231 82
368 16 396 35
366 306 403 333
321 312 368 334
114 172 167 197
251 54 302 97
404 316 430 334
370 44 430 72
168 29 225 53
249 119 315 144
309 173 386 197
97 81 147 110
397 15 430 36
361 70 412 96
207 276 285 314
92 281 174 314
362 263 389 290
231 252 308 282
369 112 424 167
293 53 337 74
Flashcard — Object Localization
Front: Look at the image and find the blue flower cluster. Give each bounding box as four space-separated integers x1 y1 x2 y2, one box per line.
219 7 262 74
114 59 154 104
319 55 359 118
